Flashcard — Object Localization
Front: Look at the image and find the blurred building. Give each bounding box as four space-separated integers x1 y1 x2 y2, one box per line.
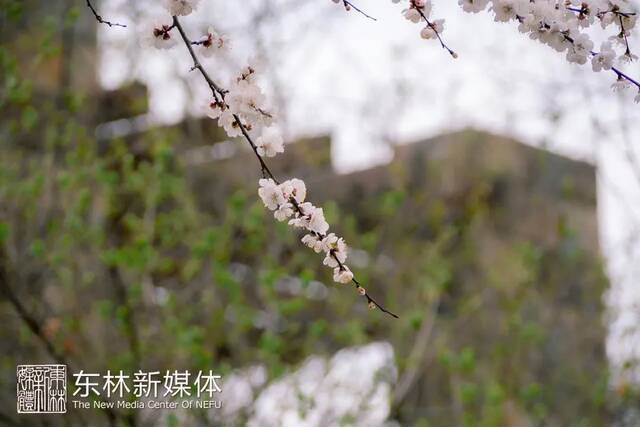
183 123 598 254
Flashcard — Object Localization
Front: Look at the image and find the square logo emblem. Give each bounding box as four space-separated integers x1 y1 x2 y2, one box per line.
17 365 67 414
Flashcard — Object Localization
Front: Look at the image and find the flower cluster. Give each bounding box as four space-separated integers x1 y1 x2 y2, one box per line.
388 0 640 98
138 1 281 142
456 0 639 99
258 178 367 294
134 0 391 315
205 65 277 141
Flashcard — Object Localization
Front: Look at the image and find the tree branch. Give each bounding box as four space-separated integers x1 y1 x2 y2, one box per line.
171 15 397 318
1 258 119 425
86 0 126 28
342 1 377 21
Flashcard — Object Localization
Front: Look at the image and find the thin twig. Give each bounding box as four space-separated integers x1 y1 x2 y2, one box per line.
415 7 457 58
342 1 377 21
86 0 126 28
618 15 633 59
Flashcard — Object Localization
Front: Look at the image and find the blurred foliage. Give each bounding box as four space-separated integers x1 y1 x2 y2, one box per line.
1 2 639 427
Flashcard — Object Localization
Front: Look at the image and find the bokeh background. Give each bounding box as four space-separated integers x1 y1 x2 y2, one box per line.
2 0 640 425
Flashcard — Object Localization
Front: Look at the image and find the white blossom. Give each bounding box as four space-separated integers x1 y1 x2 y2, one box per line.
420 19 443 39
611 76 631 92
198 27 231 58
205 100 225 120
288 216 310 229
403 8 422 23
227 80 265 117
459 0 490 13
139 18 177 50
308 207 330 235
301 234 324 253
333 267 354 284
256 127 284 158
592 41 615 72
491 0 525 22
280 178 306 203
323 237 347 268
203 62 273 138
620 51 639 63
274 203 294 222
288 202 314 229
237 60 264 84
258 179 285 211
218 110 242 138
164 0 200 16
566 33 594 65
320 233 339 253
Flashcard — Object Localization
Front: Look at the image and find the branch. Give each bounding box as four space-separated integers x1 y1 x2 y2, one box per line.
171 15 397 318
393 296 440 405
342 1 377 21
86 0 126 28
0 272 66 365
564 33 640 90
1 257 119 425
415 7 457 58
